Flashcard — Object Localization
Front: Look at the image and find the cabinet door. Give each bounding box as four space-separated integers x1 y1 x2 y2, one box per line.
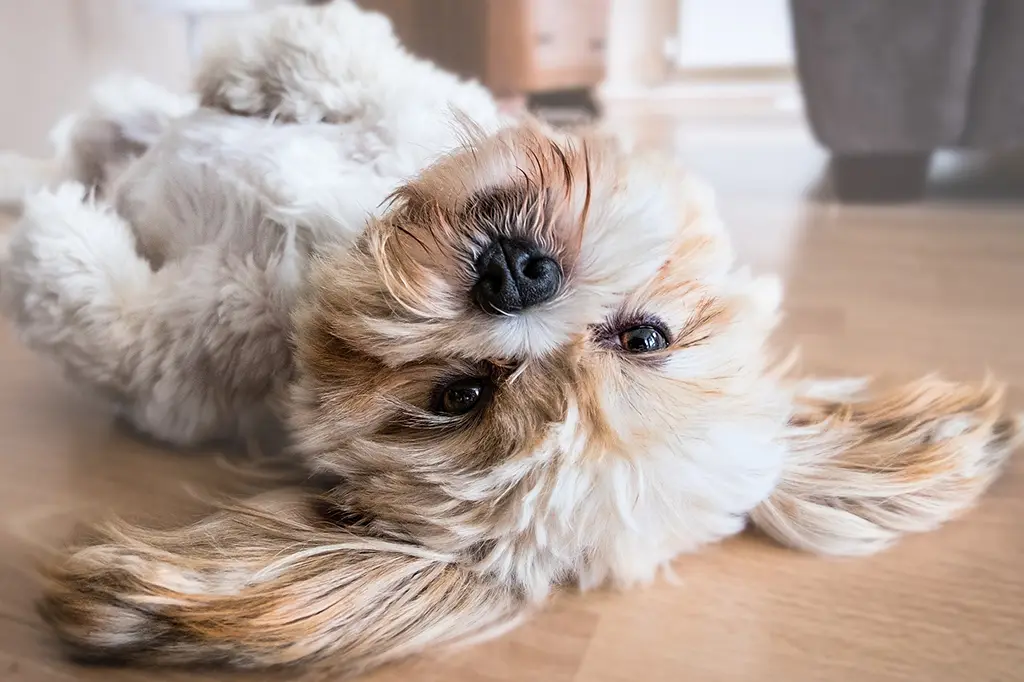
523 0 608 91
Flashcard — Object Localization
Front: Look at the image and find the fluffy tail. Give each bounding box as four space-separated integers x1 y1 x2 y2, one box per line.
39 490 525 670
752 376 1021 555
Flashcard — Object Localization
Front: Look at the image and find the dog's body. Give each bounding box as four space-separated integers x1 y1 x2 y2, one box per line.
2 3 504 447
0 2 1019 676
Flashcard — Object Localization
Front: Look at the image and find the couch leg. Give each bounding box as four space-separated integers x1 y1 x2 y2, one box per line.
527 88 602 122
829 153 932 203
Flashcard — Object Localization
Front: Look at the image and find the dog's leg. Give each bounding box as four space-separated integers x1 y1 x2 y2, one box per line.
57 76 196 194
193 2 400 123
751 376 1021 555
0 183 294 446
0 76 194 207
193 2 498 130
39 489 526 670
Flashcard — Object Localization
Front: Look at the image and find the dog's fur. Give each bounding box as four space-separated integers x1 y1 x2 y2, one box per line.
0 2 1019 676
1 2 503 446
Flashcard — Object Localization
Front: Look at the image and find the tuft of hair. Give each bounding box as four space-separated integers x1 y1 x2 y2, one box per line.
38 489 526 671
752 376 1021 555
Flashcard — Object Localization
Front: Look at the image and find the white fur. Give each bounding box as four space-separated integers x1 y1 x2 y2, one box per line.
1 1 504 445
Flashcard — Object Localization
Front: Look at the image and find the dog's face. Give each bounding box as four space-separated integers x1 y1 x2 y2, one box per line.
291 123 788 566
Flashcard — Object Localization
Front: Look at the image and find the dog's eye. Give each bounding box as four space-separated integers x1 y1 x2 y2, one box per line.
433 377 488 415
619 326 668 353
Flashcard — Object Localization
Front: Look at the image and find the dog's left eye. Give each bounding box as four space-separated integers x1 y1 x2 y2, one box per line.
433 377 488 415
619 326 668 353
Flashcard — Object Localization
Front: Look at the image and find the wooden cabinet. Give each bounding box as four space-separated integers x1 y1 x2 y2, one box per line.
355 0 609 98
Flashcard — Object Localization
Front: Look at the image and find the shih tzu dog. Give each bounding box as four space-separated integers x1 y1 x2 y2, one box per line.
0 2 1018 677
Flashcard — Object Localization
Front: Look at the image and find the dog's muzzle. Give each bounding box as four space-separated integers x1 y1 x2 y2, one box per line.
472 237 561 314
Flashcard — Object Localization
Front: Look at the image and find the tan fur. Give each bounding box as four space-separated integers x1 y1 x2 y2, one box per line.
40 491 526 671
9 2 1018 675
756 377 1021 555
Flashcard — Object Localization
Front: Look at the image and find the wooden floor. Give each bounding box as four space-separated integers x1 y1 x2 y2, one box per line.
2 6 1024 682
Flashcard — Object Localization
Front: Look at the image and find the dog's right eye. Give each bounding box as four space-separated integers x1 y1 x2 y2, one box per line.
619 326 668 353
432 377 489 415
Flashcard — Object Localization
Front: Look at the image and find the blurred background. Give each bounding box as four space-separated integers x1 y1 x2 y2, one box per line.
1 0 1023 207
0 2 1022 681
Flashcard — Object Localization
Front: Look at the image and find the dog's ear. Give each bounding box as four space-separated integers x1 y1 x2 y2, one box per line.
752 376 1021 555
39 490 526 671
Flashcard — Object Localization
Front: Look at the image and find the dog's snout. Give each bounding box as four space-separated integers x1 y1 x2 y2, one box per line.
473 238 561 314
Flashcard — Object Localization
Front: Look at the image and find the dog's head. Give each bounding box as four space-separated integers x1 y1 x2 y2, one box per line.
290 122 788 567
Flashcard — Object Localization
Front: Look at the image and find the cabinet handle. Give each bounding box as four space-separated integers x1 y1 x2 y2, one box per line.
590 38 605 51
536 32 555 45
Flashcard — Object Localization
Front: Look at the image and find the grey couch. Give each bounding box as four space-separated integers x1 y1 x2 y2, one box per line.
789 0 1024 202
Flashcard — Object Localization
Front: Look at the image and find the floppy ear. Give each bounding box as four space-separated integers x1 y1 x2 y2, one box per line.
752 376 1021 555
39 489 527 671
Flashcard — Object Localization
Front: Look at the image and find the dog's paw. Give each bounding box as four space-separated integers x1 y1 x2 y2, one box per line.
1 183 152 385
3 182 145 320
193 2 399 124
10 182 97 250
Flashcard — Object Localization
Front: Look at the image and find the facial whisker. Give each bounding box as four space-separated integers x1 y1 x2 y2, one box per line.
525 146 546 189
575 141 593 255
506 360 531 386
485 304 515 318
515 165 531 190
394 224 430 255
549 141 573 199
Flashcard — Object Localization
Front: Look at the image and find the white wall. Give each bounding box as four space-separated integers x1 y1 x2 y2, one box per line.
672 0 794 70
603 0 794 96
0 0 301 155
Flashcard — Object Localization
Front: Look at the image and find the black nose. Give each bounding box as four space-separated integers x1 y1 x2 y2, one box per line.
472 238 562 314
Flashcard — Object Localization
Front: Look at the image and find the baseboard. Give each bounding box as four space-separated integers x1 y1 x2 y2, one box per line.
598 77 802 115
668 65 795 81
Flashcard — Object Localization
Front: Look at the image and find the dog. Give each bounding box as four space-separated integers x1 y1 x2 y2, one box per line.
0 2 1018 677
